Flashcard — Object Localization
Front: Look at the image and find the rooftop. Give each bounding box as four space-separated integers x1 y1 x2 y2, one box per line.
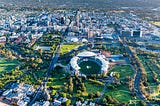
77 51 97 57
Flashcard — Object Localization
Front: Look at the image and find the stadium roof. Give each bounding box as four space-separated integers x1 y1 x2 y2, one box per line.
70 56 80 70
77 51 97 57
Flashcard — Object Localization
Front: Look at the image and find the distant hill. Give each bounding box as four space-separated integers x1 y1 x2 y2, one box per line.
0 0 159 10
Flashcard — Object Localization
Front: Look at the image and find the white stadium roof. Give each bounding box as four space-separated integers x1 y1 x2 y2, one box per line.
70 56 80 70
70 51 109 75
77 51 97 57
82 38 88 43
71 37 78 42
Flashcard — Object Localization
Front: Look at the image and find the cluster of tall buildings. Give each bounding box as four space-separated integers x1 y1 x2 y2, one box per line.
0 10 159 46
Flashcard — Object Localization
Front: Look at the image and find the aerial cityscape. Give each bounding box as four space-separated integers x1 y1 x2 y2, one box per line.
0 0 160 106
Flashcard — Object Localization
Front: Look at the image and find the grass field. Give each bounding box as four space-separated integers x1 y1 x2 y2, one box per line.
104 85 133 103
138 55 160 78
0 58 20 73
79 61 101 75
47 69 68 90
60 44 82 55
110 65 134 79
84 81 104 94
138 55 160 94
47 77 66 89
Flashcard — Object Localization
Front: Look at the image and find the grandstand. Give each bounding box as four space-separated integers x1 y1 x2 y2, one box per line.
70 51 109 76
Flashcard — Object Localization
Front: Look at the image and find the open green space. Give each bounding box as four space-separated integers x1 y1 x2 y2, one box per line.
0 57 20 73
19 69 47 85
84 81 104 94
47 68 69 90
104 85 133 103
138 55 160 79
102 43 126 55
0 57 22 88
110 65 134 79
60 44 82 55
47 77 67 90
138 54 160 95
79 61 101 75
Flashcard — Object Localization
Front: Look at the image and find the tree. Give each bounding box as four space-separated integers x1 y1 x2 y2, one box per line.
62 92 67 98
36 58 43 64
18 55 23 60
103 98 107 103
37 80 42 85
106 95 113 103
69 77 73 85
51 90 57 96
79 97 84 102
10 56 14 60
65 99 71 106
81 83 86 92
96 91 101 97
0 82 4 88
140 100 146 106
32 63 38 69
115 73 120 79
88 93 94 99
39 49 43 56
31 57 35 61
68 85 73 93
77 90 82 95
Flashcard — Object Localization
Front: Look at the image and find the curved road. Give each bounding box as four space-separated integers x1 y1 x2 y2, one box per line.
134 69 152 106
120 37 153 106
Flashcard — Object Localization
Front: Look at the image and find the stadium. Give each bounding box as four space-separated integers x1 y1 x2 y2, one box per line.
70 51 109 76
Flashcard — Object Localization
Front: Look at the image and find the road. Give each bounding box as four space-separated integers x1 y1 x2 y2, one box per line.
29 11 80 105
44 43 62 87
120 37 153 106
134 69 152 106
28 42 62 106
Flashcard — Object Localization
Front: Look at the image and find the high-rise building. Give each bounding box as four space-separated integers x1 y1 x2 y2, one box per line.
131 28 142 38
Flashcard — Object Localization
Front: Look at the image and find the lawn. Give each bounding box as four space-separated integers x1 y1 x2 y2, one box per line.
34 69 47 80
19 69 47 85
60 44 82 55
0 57 20 73
47 77 67 90
104 85 133 103
79 61 101 75
47 69 69 90
138 54 160 95
84 81 104 94
110 65 134 79
138 55 160 79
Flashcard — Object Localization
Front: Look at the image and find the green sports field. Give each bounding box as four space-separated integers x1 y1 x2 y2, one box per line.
60 44 82 55
79 60 101 75
0 57 20 73
110 65 134 79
